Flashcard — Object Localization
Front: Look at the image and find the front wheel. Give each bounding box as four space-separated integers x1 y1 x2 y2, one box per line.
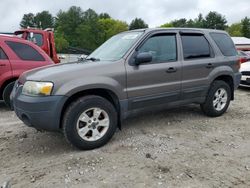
3 81 15 108
201 80 231 117
63 95 118 150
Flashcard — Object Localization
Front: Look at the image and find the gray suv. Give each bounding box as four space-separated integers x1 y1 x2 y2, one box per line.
11 28 241 150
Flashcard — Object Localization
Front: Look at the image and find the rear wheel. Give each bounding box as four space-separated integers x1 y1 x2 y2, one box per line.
201 80 231 117
3 81 15 108
63 95 118 150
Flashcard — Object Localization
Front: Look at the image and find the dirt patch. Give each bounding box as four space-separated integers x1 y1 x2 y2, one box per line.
0 89 250 187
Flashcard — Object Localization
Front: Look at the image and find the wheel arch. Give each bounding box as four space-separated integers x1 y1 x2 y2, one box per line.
60 88 121 129
0 77 18 100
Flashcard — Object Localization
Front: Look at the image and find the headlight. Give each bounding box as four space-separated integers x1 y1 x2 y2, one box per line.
22 81 53 96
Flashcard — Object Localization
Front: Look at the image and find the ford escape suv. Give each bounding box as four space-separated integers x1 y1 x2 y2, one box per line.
12 28 241 150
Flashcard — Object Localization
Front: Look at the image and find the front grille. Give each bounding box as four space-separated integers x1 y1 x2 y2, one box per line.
241 71 250 76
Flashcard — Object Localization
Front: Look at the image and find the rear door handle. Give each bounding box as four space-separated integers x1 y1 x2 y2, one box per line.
206 63 214 69
0 64 6 67
166 67 177 73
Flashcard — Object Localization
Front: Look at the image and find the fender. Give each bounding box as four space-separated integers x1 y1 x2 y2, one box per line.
54 76 127 100
208 65 234 84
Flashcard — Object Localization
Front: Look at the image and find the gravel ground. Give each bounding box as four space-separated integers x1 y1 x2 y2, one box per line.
0 88 250 188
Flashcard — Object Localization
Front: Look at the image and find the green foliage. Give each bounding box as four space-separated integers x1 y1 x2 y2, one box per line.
160 22 174 28
241 17 250 38
99 13 111 19
98 18 128 43
160 12 227 29
34 11 54 29
227 23 242 37
129 18 148 30
54 31 69 52
19 8 250 53
203 11 227 30
20 13 36 28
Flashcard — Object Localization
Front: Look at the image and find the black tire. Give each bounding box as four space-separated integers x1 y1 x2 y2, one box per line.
2 81 15 108
201 80 231 117
63 95 118 150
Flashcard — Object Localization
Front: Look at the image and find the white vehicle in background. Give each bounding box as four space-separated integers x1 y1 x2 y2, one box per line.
240 60 250 87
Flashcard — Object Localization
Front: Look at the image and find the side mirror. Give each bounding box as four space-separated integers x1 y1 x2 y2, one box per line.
134 52 152 65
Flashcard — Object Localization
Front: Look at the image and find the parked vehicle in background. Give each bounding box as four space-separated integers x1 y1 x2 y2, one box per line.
0 35 54 107
12 28 241 150
238 50 250 64
240 61 250 87
14 28 60 64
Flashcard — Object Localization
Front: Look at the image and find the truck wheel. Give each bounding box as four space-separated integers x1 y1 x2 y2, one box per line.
3 81 15 108
63 95 118 150
201 80 231 117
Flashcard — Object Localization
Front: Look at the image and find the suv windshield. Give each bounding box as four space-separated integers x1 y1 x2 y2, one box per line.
87 31 143 61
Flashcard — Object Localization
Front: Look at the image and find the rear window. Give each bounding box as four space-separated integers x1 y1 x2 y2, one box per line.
210 33 237 56
0 47 8 60
6 41 45 61
181 35 212 60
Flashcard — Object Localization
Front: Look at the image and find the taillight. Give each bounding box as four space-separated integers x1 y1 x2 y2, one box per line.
239 57 248 64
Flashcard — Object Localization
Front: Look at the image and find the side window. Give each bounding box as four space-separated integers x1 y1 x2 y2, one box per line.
210 33 237 56
5 41 45 61
181 35 212 60
138 34 177 63
0 48 8 60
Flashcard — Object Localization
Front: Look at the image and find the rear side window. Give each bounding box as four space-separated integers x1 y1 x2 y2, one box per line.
138 34 177 63
210 33 237 56
6 41 45 61
181 35 212 60
0 48 8 60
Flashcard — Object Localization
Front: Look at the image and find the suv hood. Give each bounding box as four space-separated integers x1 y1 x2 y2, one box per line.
19 60 115 83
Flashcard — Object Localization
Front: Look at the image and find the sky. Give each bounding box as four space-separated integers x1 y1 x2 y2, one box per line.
0 0 249 32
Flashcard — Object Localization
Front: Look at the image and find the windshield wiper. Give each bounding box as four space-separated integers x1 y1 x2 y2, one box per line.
86 57 100 61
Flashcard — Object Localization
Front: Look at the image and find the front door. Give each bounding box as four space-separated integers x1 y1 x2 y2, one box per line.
125 32 182 110
0 47 11 87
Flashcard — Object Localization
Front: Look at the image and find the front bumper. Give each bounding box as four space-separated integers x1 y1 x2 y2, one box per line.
12 83 68 131
240 72 250 87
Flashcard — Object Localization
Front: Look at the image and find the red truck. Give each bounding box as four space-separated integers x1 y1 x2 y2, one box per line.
14 28 60 64
0 34 54 107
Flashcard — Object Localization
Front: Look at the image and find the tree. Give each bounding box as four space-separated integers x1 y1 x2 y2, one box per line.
171 18 187 27
227 23 242 37
54 31 69 52
98 18 128 43
129 18 148 30
20 13 35 28
241 17 250 38
193 13 205 28
99 13 111 19
34 11 54 29
160 22 174 28
55 6 84 46
203 11 227 30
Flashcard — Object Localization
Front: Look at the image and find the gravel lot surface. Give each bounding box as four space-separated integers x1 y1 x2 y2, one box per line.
0 88 250 188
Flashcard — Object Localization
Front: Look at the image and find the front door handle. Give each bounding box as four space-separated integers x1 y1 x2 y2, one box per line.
0 64 6 67
166 67 177 73
206 63 214 69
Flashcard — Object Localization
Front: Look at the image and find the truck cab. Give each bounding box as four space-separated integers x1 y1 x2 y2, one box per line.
14 28 60 64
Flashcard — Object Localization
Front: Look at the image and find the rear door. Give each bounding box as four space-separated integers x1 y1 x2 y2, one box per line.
180 33 216 100
125 32 182 110
4 41 48 77
0 46 11 88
